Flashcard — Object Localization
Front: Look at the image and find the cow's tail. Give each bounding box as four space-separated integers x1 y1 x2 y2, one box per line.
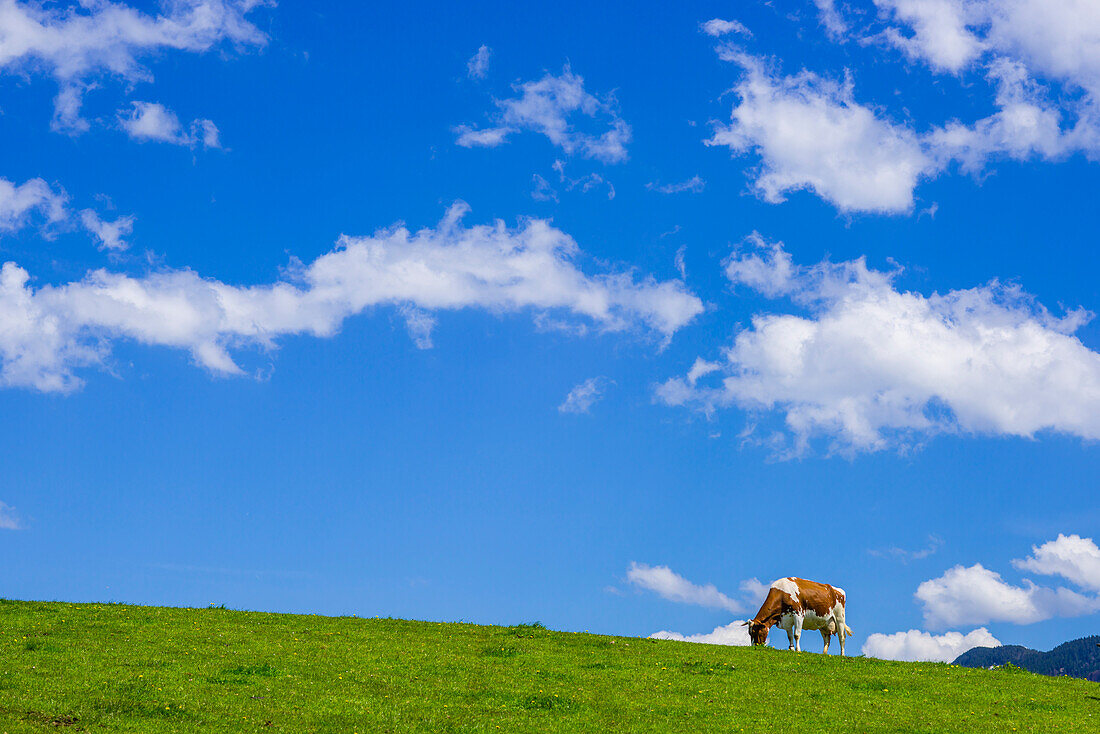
844 624 854 637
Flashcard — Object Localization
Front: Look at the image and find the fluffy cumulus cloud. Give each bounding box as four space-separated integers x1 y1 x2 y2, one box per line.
650 622 751 646
0 500 20 530
558 377 612 414
657 235 1100 454
455 66 632 163
118 102 220 148
862 627 1001 662
707 52 936 214
0 176 67 232
710 3 1100 214
916 562 1100 628
876 0 1100 92
1012 534 1100 593
869 535 1100 659
875 0 987 72
80 209 134 251
0 0 268 133
0 203 702 392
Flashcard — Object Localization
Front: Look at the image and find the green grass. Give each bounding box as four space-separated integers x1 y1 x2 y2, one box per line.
0 599 1096 732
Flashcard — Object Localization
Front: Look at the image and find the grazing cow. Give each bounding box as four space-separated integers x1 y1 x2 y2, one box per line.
743 577 853 655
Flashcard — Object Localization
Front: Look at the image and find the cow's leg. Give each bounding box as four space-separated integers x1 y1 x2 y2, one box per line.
786 625 795 650
821 629 831 654
793 614 803 652
835 607 847 657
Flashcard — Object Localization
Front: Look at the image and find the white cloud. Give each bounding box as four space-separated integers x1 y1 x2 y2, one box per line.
707 52 936 214
928 59 1069 171
80 209 134 251
862 627 1001 662
551 160 615 199
0 0 268 133
0 176 67 232
0 202 702 392
711 4 1100 215
875 0 985 73
915 563 1100 628
117 102 220 148
874 0 1100 157
873 537 1100 657
701 19 750 38
0 500 20 530
658 236 1100 454
626 562 744 613
398 305 435 350
453 126 510 148
650 621 751 646
638 572 767 646
1012 534 1100 593
812 0 849 39
559 377 611 414
455 66 632 163
876 0 1100 94
467 44 490 79
530 173 558 202
870 535 943 562
646 176 705 194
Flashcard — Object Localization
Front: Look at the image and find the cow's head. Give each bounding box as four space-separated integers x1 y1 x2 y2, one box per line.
742 620 769 645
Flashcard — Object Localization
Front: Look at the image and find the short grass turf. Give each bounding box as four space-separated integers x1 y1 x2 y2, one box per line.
1 599 1097 732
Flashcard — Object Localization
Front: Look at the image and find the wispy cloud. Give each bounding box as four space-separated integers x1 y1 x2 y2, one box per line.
80 209 135 251
700 18 751 38
558 377 612 414
466 44 491 79
455 65 632 163
646 176 705 194
869 535 943 563
0 501 21 530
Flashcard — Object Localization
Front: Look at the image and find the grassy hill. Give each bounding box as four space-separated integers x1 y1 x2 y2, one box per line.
1 599 1096 733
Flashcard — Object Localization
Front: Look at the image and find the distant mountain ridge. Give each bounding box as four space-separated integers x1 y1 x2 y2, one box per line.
953 636 1100 682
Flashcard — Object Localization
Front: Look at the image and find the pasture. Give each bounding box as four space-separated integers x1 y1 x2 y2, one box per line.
0 598 1095 732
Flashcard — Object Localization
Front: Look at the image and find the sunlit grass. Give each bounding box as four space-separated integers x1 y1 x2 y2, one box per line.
0 599 1095 732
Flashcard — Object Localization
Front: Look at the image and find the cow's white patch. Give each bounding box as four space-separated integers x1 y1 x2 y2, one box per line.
771 577 800 602
801 606 832 631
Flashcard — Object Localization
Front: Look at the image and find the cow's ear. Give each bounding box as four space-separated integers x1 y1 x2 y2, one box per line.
741 621 749 626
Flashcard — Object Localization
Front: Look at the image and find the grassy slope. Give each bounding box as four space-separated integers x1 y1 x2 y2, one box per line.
0 600 1096 733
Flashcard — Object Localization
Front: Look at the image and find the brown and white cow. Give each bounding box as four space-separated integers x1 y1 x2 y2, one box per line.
743 577 853 655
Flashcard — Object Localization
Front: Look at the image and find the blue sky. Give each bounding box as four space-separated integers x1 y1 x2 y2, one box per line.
2 0 1100 663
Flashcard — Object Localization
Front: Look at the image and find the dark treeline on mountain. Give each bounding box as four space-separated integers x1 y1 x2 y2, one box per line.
953 636 1100 682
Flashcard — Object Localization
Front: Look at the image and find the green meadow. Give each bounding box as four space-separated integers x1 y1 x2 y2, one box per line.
0 599 1095 732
